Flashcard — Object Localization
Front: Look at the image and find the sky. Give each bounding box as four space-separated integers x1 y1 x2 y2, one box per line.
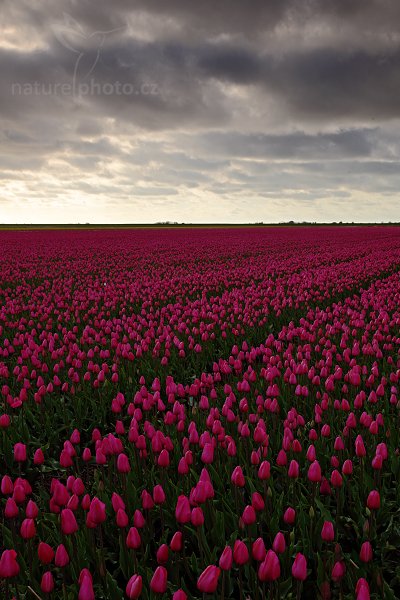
1 0 400 224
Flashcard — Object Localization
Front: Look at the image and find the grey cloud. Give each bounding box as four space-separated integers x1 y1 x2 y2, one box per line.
200 130 376 160
4 0 400 45
273 48 400 120
197 48 262 85
195 45 400 121
2 33 400 134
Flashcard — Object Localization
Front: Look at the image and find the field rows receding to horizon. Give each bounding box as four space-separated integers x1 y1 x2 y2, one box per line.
1 227 400 599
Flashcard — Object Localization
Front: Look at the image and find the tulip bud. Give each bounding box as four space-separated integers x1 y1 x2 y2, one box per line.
288 460 299 479
231 465 246 487
117 453 131 473
342 459 353 475
156 544 169 564
252 538 266 561
116 508 129 528
133 510 145 528
241 504 256 526
360 541 373 563
191 507 204 527
219 546 233 571
331 560 346 582
321 521 334 542
173 590 187 600
0 414 11 429
272 532 286 554
61 508 78 535
366 490 380 510
251 492 265 511
283 507 296 524
88 497 106 525
78 570 95 600
1 475 13 495
72 478 85 496
175 495 191 524
153 484 166 505
38 542 54 564
5 498 19 519
141 490 154 510
197 565 220 594
82 448 91 462
258 550 281 582
126 574 143 599
126 527 141 550
330 470 343 488
0 549 20 578
55 544 69 567
20 518 36 539
308 460 322 482
356 578 370 600
14 443 27 462
111 492 125 513
292 553 307 581
170 531 183 552
13 484 26 504
320 477 332 496
34 448 45 465
150 566 168 594
258 461 271 480
41 571 54 593
157 449 170 468
233 540 249 565
355 436 366 457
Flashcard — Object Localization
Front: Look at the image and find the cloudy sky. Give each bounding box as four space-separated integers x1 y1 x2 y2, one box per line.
1 0 400 223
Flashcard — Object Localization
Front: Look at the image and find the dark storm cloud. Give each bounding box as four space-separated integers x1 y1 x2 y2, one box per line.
5 0 400 43
3 34 400 131
129 0 296 41
268 48 400 121
196 45 400 120
197 48 263 85
2 0 294 41
312 0 400 25
0 39 229 133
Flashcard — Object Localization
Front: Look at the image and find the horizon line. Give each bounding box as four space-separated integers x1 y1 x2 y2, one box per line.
0 221 399 228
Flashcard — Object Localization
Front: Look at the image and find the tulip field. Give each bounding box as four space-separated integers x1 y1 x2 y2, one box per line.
1 226 400 600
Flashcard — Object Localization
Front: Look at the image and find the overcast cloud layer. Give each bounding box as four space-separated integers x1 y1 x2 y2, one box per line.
1 0 400 223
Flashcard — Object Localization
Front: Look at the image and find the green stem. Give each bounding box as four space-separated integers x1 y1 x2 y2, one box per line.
220 570 225 600
296 580 303 600
239 566 244 600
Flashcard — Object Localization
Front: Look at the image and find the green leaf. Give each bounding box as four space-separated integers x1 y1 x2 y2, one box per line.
105 572 124 599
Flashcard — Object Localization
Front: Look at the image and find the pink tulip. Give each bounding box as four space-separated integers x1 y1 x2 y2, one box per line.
150 566 168 594
126 574 142 598
258 550 280 581
219 546 233 571
292 553 307 581
0 550 20 578
175 495 191 524
197 565 220 593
